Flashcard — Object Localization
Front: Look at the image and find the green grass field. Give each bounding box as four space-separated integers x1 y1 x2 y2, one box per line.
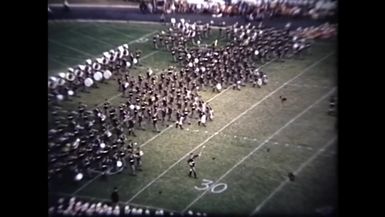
48 20 337 216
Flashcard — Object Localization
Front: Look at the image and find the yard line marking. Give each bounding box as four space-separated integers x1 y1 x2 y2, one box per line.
126 52 334 204
94 24 157 43
70 29 115 47
286 83 331 89
71 174 102 195
249 136 337 216
187 131 316 151
51 55 86 62
50 192 178 213
182 88 336 213
49 56 71 68
49 38 94 57
94 24 137 40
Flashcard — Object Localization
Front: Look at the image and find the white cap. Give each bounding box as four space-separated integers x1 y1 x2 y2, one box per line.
58 72 66 78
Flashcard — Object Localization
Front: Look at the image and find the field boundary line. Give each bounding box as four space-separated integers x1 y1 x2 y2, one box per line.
248 136 337 216
48 19 233 30
181 87 336 213
126 51 334 204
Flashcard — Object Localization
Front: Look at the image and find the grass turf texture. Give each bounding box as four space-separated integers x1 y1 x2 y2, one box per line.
48 21 337 216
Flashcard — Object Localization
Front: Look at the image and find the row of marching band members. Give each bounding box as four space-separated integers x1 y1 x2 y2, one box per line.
48 44 142 104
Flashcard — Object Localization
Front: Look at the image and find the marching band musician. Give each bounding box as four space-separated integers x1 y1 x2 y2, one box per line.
49 19 321 184
134 147 144 171
187 153 199 178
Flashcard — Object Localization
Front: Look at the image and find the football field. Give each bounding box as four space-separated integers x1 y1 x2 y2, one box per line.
48 20 337 216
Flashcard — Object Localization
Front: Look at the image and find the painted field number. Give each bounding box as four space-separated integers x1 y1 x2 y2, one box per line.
194 179 227 194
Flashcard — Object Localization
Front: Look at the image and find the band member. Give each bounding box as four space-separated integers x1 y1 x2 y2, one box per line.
175 110 184 129
152 113 160 133
187 153 199 178
328 96 337 116
125 151 136 176
127 117 137 137
198 110 207 127
134 147 144 171
207 104 214 121
153 34 158 49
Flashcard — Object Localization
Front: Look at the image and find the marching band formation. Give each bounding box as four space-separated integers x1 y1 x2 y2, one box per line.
48 18 319 183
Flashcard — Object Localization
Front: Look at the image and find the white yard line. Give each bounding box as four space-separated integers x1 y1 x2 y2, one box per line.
181 87 336 213
70 29 115 47
127 30 158 45
94 24 137 40
285 83 331 89
248 136 337 216
49 38 94 57
51 55 86 62
49 56 71 68
126 51 334 204
71 174 102 195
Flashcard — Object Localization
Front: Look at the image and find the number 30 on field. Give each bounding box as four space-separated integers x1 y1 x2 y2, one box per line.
194 179 227 193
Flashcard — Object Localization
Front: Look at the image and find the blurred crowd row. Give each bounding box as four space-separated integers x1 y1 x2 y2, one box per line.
49 196 207 216
140 0 336 19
